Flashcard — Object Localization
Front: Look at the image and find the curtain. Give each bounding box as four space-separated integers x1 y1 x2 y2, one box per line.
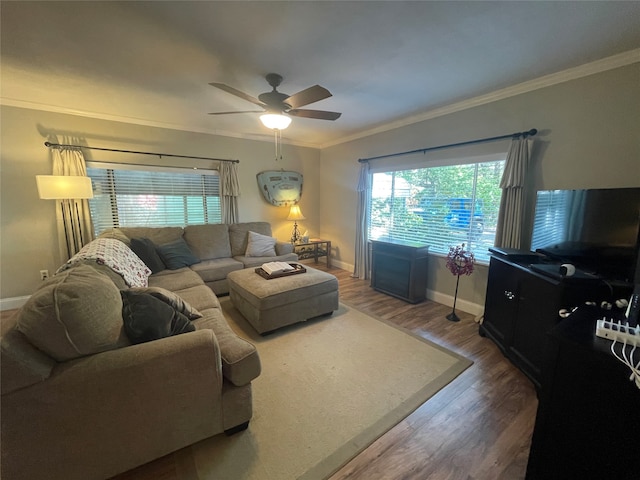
494 137 534 249
219 161 240 224
52 146 94 261
352 162 371 279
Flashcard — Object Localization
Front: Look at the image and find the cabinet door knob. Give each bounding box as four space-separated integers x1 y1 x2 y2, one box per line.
504 290 515 300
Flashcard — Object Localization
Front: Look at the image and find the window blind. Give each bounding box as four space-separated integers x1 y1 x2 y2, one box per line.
530 190 569 251
87 163 221 236
368 158 505 263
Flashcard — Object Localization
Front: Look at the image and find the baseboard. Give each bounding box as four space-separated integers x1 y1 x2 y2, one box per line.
319 259 483 317
427 289 484 317
0 296 30 311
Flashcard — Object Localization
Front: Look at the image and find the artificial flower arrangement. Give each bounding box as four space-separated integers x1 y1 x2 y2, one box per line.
446 243 475 277
445 243 475 322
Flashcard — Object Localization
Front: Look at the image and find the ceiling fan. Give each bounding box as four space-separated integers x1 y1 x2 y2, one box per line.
208 73 341 128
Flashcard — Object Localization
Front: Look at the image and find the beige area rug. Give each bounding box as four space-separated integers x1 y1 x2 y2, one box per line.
178 299 472 480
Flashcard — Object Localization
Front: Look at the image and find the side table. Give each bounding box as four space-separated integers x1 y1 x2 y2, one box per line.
294 239 331 267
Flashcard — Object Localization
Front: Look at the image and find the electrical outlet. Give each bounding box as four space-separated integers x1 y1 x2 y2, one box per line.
40 270 49 281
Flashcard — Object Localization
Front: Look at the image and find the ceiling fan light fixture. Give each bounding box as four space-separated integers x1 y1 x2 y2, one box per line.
260 113 292 130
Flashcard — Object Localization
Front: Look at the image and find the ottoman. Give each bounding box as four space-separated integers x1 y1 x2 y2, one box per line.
227 265 339 334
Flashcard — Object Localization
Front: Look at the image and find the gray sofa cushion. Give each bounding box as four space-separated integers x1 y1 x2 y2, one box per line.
148 267 204 291
190 258 244 283
15 265 129 362
184 224 232 260
194 307 261 386
116 226 184 246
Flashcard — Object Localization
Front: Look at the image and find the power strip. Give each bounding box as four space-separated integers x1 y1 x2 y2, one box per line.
596 318 640 347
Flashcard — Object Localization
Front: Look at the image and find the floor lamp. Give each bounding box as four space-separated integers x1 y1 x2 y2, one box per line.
36 175 94 259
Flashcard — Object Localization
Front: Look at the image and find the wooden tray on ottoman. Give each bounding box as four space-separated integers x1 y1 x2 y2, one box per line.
255 263 307 280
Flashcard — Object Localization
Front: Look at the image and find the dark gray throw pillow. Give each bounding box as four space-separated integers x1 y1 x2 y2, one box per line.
121 290 195 345
156 238 201 270
129 237 166 274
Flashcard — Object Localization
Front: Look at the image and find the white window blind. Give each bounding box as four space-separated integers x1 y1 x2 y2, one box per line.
530 190 569 251
87 163 221 236
368 158 505 263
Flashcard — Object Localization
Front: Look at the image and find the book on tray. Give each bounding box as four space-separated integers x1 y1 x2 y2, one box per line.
261 261 295 276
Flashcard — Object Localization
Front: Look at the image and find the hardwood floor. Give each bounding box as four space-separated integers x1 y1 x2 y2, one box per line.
2 264 538 479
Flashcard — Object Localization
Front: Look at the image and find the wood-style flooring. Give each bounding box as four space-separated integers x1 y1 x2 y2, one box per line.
3 263 539 479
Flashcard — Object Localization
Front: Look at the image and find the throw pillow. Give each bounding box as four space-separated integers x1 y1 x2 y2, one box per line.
130 237 166 274
156 238 201 269
16 265 128 361
120 290 195 345
245 231 277 257
129 286 203 319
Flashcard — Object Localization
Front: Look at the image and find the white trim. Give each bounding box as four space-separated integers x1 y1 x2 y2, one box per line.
1 296 30 311
427 289 484 317
329 258 484 316
1 49 637 150
0 98 319 149
320 49 640 148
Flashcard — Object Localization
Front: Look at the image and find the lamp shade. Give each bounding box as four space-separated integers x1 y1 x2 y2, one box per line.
287 204 306 221
260 113 292 130
36 175 94 199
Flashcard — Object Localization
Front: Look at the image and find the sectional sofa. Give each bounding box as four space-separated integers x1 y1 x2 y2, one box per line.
0 222 297 480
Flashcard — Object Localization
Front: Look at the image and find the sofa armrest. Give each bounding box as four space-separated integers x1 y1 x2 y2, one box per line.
276 241 295 255
2 330 227 480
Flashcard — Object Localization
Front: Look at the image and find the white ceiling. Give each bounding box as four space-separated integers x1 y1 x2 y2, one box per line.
2 1 639 148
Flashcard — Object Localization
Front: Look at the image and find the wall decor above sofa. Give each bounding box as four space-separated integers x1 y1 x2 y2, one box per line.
256 170 303 206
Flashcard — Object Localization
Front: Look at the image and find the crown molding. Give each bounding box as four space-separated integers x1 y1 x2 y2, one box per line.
0 97 320 149
320 48 640 149
2 49 638 151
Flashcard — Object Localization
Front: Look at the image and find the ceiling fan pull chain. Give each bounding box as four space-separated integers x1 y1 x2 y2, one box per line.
274 129 278 161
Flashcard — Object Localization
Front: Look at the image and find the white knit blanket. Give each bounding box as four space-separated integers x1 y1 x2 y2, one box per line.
56 238 151 287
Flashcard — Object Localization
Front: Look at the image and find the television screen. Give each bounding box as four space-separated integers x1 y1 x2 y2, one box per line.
531 187 640 282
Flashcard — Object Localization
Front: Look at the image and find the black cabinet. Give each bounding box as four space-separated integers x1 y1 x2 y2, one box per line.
370 239 429 303
526 309 640 479
480 253 602 388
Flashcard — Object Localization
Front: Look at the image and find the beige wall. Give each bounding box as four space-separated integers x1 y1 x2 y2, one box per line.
319 64 640 312
2 64 639 312
0 107 320 301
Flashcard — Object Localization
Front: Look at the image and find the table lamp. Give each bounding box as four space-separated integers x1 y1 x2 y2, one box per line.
287 204 305 244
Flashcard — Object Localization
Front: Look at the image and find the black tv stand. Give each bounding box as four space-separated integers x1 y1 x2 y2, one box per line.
480 249 611 388
526 307 640 479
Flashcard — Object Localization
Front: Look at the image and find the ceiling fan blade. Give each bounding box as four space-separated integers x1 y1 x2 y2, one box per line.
209 83 264 107
284 85 332 109
208 110 264 115
288 109 342 121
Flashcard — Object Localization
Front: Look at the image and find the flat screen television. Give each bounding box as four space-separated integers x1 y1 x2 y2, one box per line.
530 187 640 283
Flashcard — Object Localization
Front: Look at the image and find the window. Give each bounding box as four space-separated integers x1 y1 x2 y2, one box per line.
368 158 505 263
87 163 221 236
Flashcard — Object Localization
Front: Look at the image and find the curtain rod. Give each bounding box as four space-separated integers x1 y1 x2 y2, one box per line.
358 128 537 163
44 142 240 164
